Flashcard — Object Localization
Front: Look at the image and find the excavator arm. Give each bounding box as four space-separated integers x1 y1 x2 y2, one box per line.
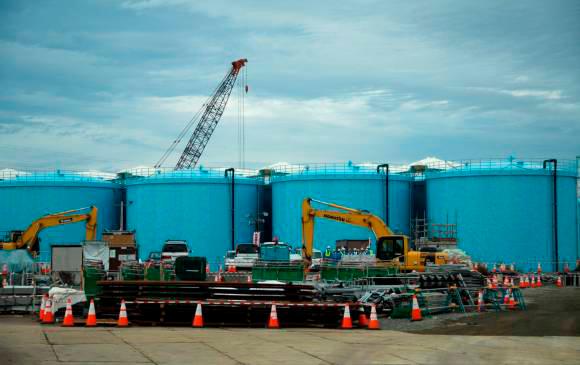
2 206 98 253
301 198 394 263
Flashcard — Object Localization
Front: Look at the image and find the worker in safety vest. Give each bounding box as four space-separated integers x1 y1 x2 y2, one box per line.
324 246 332 258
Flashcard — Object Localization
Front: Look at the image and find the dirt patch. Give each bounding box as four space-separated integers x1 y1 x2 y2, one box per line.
399 287 580 336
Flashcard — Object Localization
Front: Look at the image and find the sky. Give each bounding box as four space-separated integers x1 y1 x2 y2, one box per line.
1 0 579 171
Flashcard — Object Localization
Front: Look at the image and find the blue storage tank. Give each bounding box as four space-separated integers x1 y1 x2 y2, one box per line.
124 168 262 264
0 170 121 261
426 159 578 272
270 163 412 251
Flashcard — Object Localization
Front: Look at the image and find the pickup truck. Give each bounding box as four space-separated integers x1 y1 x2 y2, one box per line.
161 240 190 261
227 243 259 270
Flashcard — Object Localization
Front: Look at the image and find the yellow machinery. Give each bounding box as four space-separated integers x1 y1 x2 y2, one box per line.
1 206 98 253
301 198 447 272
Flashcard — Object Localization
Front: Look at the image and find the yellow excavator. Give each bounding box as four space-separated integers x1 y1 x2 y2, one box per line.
1 206 98 254
301 198 448 272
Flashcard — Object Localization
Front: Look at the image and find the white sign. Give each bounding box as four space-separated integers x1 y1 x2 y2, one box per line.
253 231 261 245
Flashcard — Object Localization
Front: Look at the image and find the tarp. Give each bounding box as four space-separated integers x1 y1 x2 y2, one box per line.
48 287 86 312
0 250 35 272
83 241 109 271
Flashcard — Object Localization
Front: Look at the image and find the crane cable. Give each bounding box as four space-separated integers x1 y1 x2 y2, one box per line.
237 65 248 169
154 72 230 169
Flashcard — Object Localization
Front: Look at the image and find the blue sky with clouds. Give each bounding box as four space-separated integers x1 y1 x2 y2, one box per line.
1 0 579 170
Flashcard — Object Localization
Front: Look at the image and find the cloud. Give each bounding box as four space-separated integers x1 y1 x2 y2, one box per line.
1 1 579 169
467 87 563 101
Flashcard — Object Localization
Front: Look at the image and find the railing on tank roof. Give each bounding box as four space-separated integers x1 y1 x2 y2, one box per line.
422 158 578 174
0 169 118 183
120 166 261 180
267 162 410 178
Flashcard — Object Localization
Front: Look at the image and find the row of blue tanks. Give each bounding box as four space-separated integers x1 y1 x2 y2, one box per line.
0 158 578 271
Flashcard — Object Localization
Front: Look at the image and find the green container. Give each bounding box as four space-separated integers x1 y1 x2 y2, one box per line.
82 266 105 298
321 265 399 281
259 244 290 261
175 256 207 281
121 264 144 280
320 266 364 281
252 264 304 282
367 266 399 277
144 265 161 281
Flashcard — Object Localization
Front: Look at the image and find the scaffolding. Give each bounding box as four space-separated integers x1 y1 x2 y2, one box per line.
412 213 458 249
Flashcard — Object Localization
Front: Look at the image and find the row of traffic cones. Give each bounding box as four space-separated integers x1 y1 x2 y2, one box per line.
210 265 252 283
38 294 128 327
339 303 381 330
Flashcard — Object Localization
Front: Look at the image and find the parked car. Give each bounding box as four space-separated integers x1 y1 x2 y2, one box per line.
161 240 190 261
229 243 259 270
147 251 162 263
310 249 323 271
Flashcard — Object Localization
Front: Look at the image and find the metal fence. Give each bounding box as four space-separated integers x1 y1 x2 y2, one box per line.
121 166 261 181
423 158 578 175
0 169 118 183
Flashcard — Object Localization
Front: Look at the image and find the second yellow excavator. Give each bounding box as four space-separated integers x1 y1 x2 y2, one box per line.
1 206 98 254
301 198 447 272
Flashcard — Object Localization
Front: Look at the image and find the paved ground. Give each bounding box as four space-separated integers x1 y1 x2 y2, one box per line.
1 314 579 365
2 287 579 364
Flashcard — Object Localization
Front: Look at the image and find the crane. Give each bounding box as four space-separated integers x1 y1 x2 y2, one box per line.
155 58 248 169
301 198 448 272
1 206 98 254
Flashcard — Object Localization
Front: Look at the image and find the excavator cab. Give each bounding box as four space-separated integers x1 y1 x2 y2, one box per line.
376 235 407 262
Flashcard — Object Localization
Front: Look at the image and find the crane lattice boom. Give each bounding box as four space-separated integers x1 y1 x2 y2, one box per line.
174 58 247 170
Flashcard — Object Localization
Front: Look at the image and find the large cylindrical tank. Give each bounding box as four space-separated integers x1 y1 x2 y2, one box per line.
426 159 578 271
0 170 121 260
124 168 262 263
270 163 412 251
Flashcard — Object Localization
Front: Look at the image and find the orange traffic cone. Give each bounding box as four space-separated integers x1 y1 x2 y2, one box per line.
227 265 237 273
42 298 54 324
86 299 97 327
367 304 380 330
117 300 129 327
537 275 542 287
267 304 279 329
556 276 562 288
39 294 47 321
537 262 542 274
62 298 75 327
192 303 204 328
410 295 422 321
508 291 517 310
477 290 485 312
358 306 369 327
503 290 510 304
341 304 352 329
205 264 210 274
531 275 536 288
524 276 529 288
564 263 570 273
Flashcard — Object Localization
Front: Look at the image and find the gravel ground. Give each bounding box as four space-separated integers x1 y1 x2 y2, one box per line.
397 286 580 336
